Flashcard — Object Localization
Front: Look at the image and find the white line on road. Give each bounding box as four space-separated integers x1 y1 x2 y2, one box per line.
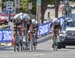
33 53 45 56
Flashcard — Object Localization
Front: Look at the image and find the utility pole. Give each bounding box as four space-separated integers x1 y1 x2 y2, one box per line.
6 1 14 22
36 0 41 24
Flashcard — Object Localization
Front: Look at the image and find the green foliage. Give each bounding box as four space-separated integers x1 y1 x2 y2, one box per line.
47 0 55 4
20 0 55 14
20 0 36 14
20 0 28 12
28 0 36 14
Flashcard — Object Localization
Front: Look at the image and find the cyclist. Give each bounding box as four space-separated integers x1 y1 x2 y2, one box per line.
50 18 61 51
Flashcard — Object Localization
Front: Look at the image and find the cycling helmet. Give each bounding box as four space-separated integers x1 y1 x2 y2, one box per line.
52 18 60 25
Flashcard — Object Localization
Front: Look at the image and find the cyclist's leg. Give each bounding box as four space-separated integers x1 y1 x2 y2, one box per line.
14 43 16 52
16 43 20 52
53 36 58 51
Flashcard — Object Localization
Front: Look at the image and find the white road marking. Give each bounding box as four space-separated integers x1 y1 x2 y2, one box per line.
33 53 45 56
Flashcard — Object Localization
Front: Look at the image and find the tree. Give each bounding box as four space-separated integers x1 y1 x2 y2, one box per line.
28 0 36 14
20 0 36 14
20 0 55 14
20 0 28 12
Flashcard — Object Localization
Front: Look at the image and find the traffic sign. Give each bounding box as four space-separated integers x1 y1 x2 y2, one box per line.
28 3 32 10
15 0 20 8
6 1 14 11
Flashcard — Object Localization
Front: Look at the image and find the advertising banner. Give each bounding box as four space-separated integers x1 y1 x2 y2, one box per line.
38 21 51 36
0 29 13 42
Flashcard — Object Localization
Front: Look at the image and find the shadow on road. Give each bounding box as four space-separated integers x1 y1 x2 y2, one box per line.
33 49 53 53
38 37 50 44
65 48 75 49
0 47 13 51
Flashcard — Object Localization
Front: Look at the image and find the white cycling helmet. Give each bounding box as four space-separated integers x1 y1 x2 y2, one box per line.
52 18 57 23
52 18 60 25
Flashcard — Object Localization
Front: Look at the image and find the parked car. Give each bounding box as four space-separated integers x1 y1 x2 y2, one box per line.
0 16 8 24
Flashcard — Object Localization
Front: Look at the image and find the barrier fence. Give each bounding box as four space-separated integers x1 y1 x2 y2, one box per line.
0 29 13 42
38 21 51 36
0 22 51 43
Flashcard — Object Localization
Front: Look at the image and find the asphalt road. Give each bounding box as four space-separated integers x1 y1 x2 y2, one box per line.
0 37 75 58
